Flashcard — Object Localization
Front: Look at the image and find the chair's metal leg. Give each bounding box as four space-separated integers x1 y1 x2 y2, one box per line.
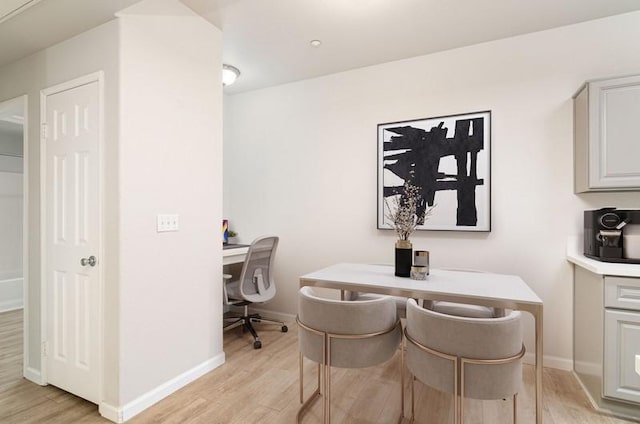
250 317 285 327
299 352 304 403
296 354 322 423
513 393 518 424
222 317 244 332
456 359 461 424
400 334 405 421
326 335 332 424
411 375 415 422
318 363 322 395
244 319 260 343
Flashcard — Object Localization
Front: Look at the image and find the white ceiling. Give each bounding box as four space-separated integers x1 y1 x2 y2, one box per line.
1 0 640 94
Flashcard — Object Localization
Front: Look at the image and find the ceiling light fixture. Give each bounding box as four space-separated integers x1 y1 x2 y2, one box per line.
222 64 241 86
310 39 322 47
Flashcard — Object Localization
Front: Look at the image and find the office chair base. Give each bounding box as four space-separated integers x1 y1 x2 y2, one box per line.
223 309 287 349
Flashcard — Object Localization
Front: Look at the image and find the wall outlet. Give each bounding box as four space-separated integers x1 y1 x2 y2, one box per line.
157 214 179 232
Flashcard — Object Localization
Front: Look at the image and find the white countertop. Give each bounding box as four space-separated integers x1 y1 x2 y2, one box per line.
566 236 640 277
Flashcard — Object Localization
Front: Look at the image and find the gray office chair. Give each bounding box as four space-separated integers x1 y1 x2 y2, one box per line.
223 235 287 349
404 299 525 424
296 286 402 424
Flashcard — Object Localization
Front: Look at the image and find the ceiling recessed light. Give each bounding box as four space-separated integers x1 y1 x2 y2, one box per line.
310 40 322 47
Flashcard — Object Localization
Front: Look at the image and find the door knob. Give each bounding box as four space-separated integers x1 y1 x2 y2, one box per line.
80 256 96 267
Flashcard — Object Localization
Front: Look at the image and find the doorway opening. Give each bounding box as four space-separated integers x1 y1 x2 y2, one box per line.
0 95 27 386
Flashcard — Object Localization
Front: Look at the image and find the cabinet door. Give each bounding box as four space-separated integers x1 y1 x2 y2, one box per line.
588 75 640 190
604 309 640 403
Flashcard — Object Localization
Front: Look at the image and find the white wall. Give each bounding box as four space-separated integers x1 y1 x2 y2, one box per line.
224 11 640 369
117 0 223 410
0 20 120 395
0 2 224 417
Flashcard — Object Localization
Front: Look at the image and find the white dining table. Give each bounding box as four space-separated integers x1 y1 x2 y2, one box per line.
299 263 544 424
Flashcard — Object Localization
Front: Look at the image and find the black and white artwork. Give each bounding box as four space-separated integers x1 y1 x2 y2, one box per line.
377 111 491 232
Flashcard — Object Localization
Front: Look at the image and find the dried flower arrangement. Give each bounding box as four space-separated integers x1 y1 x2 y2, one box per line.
384 182 435 240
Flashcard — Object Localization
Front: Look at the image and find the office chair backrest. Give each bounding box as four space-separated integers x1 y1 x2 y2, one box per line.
238 235 279 303
298 286 401 368
406 298 522 400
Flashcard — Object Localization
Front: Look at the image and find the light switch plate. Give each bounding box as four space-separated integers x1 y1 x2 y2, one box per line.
157 214 179 232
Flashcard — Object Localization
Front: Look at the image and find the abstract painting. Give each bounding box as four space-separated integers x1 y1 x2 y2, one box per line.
377 111 491 232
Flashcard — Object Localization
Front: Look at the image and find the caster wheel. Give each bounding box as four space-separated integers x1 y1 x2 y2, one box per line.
253 340 262 349
281 325 288 333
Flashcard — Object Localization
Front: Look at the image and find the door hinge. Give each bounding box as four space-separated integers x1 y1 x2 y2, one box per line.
41 123 48 139
42 341 48 357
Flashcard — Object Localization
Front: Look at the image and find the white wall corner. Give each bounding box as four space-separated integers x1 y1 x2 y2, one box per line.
101 353 225 423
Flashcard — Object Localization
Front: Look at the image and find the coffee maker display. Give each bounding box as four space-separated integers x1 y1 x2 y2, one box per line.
584 208 640 264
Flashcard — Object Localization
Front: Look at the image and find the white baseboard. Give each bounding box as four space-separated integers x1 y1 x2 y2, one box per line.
23 366 43 384
0 277 24 313
247 307 296 324
574 360 601 376
572 371 640 422
100 352 226 423
0 300 23 313
99 402 121 423
523 352 573 371
572 370 600 411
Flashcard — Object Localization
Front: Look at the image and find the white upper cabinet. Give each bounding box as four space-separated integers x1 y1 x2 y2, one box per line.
574 74 640 193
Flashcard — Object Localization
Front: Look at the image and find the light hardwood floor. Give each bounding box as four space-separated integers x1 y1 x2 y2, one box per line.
0 309 636 423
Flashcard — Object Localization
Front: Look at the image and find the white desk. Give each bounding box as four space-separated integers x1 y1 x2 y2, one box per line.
299 263 544 424
222 244 249 265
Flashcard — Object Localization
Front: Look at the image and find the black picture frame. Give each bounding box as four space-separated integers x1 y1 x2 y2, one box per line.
377 111 491 232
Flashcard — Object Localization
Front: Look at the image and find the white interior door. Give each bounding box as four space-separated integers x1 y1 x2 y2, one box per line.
43 79 100 404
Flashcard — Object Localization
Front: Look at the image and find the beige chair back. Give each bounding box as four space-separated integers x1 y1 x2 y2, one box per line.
406 298 523 400
298 287 401 368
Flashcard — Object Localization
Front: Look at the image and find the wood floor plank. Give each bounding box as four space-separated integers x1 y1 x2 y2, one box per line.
1 310 638 423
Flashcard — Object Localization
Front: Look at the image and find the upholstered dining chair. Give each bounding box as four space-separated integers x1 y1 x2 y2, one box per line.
296 286 403 424
404 298 525 424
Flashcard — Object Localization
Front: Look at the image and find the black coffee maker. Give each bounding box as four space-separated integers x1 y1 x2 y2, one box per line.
584 208 640 264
